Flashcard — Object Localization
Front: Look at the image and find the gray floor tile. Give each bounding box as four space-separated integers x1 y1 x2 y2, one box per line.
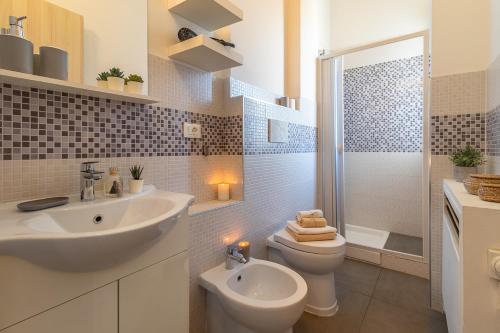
372 269 429 313
384 232 423 256
294 312 328 333
294 284 371 333
360 299 448 333
335 259 381 296
296 263 445 333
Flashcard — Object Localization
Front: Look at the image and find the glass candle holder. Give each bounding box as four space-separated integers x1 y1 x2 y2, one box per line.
218 183 230 201
238 241 250 262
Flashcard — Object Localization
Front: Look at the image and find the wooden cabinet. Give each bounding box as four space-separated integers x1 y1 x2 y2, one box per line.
3 283 118 333
119 252 189 333
0 0 83 83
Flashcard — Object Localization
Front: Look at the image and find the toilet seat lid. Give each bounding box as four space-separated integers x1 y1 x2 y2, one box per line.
273 228 346 255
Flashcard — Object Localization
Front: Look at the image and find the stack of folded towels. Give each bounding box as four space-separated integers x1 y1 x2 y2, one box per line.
286 209 337 242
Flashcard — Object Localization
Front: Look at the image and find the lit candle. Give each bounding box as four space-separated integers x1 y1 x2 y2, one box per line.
238 241 250 262
218 183 230 201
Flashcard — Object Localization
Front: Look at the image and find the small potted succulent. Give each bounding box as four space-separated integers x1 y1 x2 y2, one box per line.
96 71 109 89
449 145 486 182
129 165 144 193
107 67 125 92
125 74 144 95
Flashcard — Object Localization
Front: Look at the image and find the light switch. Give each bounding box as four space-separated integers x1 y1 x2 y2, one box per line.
183 123 202 139
268 119 289 143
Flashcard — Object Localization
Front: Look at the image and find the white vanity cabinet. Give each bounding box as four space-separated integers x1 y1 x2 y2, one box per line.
119 252 189 333
0 189 193 333
2 252 190 333
2 283 118 333
443 180 500 333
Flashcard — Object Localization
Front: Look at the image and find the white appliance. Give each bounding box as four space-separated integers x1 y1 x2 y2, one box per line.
442 179 500 333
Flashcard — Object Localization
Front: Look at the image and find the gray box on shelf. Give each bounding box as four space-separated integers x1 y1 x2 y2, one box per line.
39 46 68 80
0 34 34 74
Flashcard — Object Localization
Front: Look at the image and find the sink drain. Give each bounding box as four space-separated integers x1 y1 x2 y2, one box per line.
93 215 103 224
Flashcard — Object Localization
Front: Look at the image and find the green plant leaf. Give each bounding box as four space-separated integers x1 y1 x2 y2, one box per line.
129 165 144 180
449 145 485 167
127 74 144 83
109 67 125 78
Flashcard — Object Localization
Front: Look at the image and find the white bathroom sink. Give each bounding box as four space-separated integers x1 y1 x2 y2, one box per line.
0 185 194 271
200 258 307 333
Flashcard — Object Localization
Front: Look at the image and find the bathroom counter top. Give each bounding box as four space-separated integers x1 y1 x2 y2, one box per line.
443 179 500 220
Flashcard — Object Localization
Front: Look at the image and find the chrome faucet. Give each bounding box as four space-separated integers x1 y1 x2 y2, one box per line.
225 245 247 270
80 162 104 201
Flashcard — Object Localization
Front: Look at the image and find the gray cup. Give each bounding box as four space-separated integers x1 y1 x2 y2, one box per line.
0 34 34 74
39 46 68 80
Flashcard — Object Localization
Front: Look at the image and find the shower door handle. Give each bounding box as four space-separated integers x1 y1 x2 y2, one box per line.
337 144 344 154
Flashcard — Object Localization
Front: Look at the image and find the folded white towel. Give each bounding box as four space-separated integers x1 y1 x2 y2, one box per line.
287 220 336 235
296 209 324 221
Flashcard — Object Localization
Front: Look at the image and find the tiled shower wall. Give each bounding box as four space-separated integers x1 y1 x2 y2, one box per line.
343 56 424 237
0 54 319 333
487 55 500 173
430 70 487 311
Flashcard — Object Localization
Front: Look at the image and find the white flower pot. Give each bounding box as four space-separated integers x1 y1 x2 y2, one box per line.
107 77 125 92
125 81 144 95
129 179 144 194
453 166 478 182
96 80 108 89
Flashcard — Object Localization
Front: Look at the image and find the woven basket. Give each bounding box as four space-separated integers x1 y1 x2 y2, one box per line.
463 174 500 195
478 183 500 203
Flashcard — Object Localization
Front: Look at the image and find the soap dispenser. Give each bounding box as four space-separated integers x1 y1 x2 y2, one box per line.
104 167 123 198
0 15 34 74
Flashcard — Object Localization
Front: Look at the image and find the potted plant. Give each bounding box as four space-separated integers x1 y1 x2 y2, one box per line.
107 67 125 92
449 145 486 182
125 74 144 95
129 165 144 193
96 71 109 89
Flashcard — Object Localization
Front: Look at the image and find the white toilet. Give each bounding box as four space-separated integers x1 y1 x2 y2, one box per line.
267 228 346 317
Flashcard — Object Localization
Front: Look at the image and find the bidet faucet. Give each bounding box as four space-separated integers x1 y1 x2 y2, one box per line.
80 162 104 201
225 245 247 270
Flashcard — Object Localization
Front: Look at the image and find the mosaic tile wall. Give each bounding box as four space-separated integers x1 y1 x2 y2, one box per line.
0 83 243 160
0 55 319 333
429 70 487 312
344 55 424 152
188 152 318 333
487 55 500 158
487 107 500 156
431 113 486 155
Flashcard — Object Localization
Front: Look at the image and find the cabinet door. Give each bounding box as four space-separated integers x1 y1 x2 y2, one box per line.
442 213 461 333
119 252 189 333
3 282 117 333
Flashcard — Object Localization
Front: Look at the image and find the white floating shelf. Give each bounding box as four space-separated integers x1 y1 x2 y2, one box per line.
168 35 243 72
168 0 243 31
0 69 160 105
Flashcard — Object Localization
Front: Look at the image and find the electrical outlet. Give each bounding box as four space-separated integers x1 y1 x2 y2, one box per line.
183 123 202 139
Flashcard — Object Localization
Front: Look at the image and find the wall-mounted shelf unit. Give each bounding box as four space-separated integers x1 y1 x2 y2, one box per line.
0 69 160 105
168 35 243 72
168 0 243 31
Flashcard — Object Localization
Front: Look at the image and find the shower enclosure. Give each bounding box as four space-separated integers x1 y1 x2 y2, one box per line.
319 33 430 265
